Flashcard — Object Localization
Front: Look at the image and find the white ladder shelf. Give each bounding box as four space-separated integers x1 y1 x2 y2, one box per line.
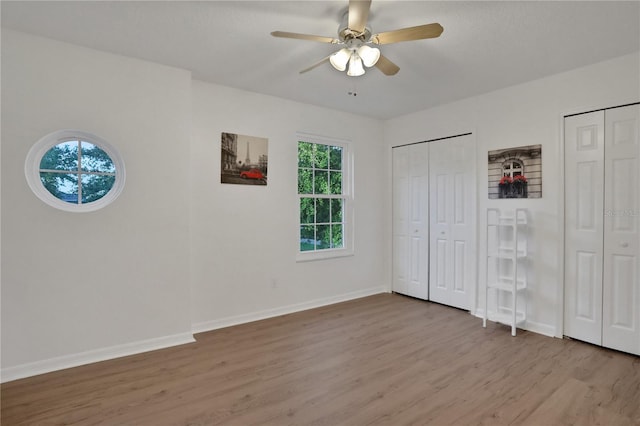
483 208 528 336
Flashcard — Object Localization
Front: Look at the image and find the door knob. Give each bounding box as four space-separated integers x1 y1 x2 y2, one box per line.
620 242 629 248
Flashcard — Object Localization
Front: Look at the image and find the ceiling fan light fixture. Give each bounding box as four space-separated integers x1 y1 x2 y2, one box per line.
347 53 365 77
273 0 444 77
357 45 380 67
329 48 351 71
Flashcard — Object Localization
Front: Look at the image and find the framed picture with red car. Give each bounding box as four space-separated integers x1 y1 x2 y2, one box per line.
221 132 268 186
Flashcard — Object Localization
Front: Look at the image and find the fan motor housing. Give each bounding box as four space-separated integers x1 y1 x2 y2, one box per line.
337 11 372 43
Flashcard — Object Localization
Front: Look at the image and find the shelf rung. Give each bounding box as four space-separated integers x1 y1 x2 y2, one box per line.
487 279 526 291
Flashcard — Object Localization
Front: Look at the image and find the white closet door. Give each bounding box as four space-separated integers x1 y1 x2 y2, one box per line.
564 111 605 345
392 144 429 300
565 104 640 356
602 104 639 355
428 134 476 310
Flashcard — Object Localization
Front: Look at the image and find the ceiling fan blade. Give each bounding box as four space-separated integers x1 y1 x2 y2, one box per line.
271 31 339 44
348 0 371 34
371 23 444 45
375 54 400 76
299 56 331 74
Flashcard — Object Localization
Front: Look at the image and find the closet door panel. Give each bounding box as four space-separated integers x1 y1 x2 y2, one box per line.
392 144 429 300
564 111 605 345
392 147 410 296
407 144 429 299
603 104 640 355
428 135 476 309
432 172 450 296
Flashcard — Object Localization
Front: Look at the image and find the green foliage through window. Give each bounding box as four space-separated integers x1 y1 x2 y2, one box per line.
298 140 345 252
39 140 116 204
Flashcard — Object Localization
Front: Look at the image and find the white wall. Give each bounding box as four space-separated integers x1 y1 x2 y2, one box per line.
383 52 640 337
1 30 389 381
1 30 194 380
190 81 387 331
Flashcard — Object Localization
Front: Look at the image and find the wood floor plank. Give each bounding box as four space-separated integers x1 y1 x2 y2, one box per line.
2 293 639 425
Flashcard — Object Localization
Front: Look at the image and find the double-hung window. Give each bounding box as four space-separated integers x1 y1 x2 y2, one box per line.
297 134 353 261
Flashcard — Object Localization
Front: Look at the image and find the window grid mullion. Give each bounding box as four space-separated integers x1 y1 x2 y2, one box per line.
39 169 116 177
77 140 82 204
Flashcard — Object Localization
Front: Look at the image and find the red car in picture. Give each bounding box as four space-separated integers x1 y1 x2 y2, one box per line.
240 168 266 180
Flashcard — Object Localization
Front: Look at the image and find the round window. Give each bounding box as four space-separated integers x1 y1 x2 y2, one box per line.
25 130 125 212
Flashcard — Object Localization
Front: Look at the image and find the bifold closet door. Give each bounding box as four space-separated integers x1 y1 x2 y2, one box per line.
428 134 476 310
565 104 639 355
392 143 429 300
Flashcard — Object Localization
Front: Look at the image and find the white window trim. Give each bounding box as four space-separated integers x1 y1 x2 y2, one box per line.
25 129 126 213
296 132 354 262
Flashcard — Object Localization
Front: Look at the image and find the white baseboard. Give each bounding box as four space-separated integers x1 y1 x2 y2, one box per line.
523 320 557 338
1 332 195 383
473 309 557 338
2 288 387 383
192 286 387 334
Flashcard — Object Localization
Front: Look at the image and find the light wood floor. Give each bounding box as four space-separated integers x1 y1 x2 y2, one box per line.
2 293 640 425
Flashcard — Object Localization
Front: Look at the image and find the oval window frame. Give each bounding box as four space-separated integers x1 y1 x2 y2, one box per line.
25 129 126 213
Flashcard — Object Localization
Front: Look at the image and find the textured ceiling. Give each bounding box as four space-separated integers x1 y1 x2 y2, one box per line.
2 1 639 119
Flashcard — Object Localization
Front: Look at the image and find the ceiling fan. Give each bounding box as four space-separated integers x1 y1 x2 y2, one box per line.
271 0 443 77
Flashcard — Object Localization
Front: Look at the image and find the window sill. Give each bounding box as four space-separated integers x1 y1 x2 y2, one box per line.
296 247 354 263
